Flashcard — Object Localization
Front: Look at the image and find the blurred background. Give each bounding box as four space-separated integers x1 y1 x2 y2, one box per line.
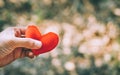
0 0 120 75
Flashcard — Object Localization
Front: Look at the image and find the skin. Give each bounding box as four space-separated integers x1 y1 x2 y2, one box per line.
0 27 42 67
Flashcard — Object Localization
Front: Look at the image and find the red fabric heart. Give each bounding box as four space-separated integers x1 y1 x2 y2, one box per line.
25 25 59 56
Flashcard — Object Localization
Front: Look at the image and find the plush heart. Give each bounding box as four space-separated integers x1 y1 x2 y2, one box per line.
25 25 59 56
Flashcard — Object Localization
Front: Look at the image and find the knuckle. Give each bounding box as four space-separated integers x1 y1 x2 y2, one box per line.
5 38 16 47
7 38 15 44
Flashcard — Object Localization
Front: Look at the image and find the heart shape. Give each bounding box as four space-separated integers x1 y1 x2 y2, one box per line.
25 25 59 56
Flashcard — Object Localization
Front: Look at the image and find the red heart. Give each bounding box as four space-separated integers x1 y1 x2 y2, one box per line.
25 25 59 56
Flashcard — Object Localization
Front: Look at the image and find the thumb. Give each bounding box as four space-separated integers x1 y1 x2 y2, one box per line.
15 38 42 49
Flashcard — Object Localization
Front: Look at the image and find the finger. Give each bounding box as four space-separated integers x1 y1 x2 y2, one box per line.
19 27 27 35
13 47 23 59
15 38 42 49
14 28 21 37
17 48 34 58
27 51 35 59
13 27 27 37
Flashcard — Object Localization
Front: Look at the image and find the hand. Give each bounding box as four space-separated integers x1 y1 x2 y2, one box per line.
0 27 42 67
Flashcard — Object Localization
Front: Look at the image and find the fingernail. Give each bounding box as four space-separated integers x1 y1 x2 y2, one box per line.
34 41 42 48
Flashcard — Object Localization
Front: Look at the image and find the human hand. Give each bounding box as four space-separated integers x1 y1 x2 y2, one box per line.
0 27 42 67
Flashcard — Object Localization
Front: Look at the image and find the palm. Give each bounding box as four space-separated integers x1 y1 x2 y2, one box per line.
0 48 24 67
